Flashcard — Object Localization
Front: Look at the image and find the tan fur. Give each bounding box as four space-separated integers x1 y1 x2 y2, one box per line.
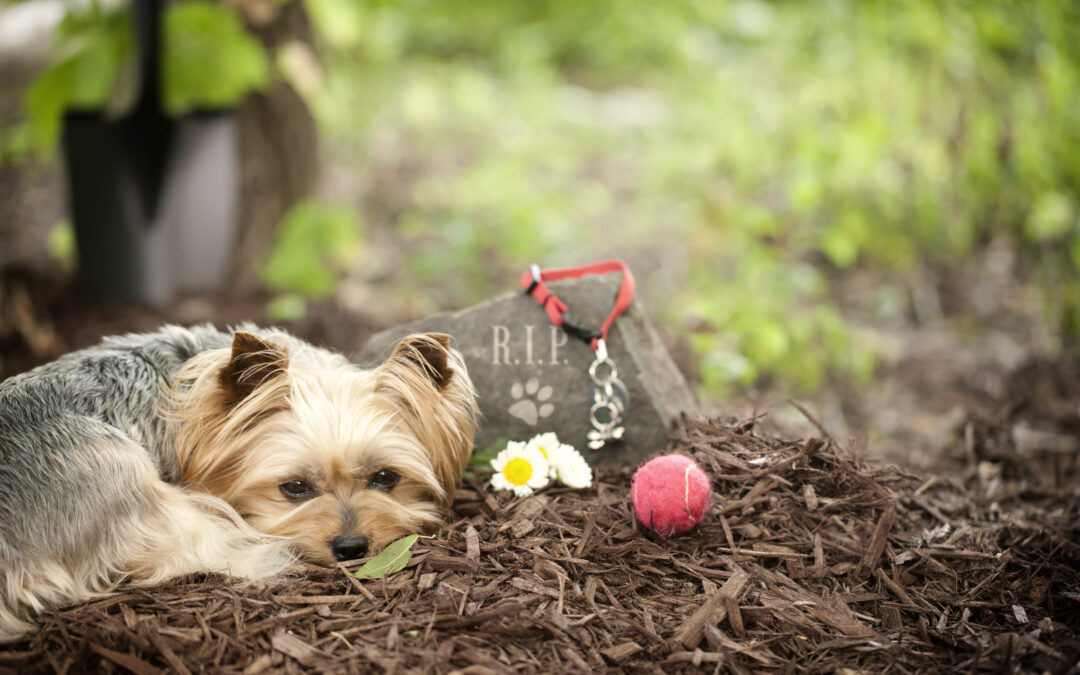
1 328 476 642
0 329 475 642
168 332 477 565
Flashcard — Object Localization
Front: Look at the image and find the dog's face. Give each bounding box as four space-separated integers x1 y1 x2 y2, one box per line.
170 331 476 565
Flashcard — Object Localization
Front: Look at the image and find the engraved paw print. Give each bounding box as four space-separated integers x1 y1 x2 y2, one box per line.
508 377 554 426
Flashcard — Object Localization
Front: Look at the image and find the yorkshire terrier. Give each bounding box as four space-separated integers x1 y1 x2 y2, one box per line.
0 325 477 640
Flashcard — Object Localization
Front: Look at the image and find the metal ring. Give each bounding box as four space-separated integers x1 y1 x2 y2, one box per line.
590 399 621 430
589 358 618 386
608 390 625 414
592 381 615 402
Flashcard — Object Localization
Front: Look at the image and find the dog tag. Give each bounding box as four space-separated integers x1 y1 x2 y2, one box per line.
586 341 629 449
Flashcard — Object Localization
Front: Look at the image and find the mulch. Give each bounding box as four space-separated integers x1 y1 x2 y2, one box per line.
2 402 1078 674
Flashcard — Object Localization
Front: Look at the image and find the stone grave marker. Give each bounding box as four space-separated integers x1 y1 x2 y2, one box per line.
358 275 697 465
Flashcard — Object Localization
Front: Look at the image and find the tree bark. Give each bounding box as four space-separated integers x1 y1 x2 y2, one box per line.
229 0 318 292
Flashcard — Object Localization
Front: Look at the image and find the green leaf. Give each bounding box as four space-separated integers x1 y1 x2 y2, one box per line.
304 0 365 49
24 5 132 151
352 534 422 580
24 0 268 153
260 201 364 298
821 225 858 269
467 438 509 469
1025 192 1074 242
163 1 270 114
266 293 308 322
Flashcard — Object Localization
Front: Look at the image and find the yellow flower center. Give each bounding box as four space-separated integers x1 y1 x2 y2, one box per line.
537 445 548 459
504 457 534 486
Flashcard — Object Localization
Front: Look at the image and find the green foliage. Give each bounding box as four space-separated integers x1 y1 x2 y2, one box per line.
162 1 270 115
25 3 132 150
24 0 269 152
467 438 509 471
311 0 1080 396
260 200 363 298
260 200 364 313
351 534 424 580
304 0 365 50
265 293 308 323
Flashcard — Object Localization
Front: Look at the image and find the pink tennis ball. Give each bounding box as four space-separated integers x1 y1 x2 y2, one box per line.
631 455 712 536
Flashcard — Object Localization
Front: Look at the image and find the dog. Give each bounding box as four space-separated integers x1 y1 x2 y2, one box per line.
0 324 477 640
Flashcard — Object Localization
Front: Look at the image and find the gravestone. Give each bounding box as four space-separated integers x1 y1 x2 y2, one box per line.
357 275 697 465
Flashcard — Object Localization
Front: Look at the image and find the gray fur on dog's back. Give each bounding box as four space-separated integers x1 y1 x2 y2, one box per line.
0 326 224 558
0 325 228 479
0 325 294 640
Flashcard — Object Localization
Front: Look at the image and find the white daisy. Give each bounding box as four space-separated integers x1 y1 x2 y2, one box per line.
526 433 593 488
490 441 550 497
550 445 593 489
526 432 564 478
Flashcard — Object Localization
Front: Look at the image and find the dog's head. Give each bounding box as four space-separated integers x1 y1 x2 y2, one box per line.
171 330 477 564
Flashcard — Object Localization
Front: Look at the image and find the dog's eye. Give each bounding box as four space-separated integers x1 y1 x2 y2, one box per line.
279 480 318 500
368 470 400 490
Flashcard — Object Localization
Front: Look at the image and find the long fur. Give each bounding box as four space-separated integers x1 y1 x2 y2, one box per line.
0 325 477 641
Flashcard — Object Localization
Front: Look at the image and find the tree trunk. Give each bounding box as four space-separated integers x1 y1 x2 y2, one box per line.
230 0 318 292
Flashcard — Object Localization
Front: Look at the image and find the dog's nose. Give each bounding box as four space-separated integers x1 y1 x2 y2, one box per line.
331 535 369 561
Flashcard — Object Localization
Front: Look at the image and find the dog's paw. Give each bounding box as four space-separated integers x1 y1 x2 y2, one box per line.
507 377 554 425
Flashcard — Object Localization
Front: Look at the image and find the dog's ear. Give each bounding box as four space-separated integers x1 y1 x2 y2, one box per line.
377 332 476 505
219 331 289 407
385 333 455 390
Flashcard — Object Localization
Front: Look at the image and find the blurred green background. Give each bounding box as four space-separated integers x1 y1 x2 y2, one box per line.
3 0 1079 400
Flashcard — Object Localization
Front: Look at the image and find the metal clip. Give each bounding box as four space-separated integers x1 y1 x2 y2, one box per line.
525 263 542 294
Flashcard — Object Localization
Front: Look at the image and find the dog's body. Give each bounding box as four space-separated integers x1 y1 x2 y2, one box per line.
0 325 476 640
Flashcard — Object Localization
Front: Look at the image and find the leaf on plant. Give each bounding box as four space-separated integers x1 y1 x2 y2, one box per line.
24 5 132 151
352 534 421 580
260 200 363 298
266 293 307 323
467 438 509 469
163 0 270 115
1025 192 1074 242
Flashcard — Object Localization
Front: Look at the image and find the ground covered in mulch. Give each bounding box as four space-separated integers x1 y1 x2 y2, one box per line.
2 401 1078 673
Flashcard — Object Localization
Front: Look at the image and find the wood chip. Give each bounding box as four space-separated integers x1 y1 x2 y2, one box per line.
882 606 902 633
242 654 273 675
672 568 751 649
855 503 896 580
666 650 724 664
88 643 161 675
509 576 561 600
808 596 877 638
916 548 999 560
434 601 524 629
425 555 477 572
143 626 192 675
510 518 536 538
271 630 324 667
417 572 437 591
723 595 745 638
271 595 363 605
600 641 643 663
466 525 481 569
875 568 922 610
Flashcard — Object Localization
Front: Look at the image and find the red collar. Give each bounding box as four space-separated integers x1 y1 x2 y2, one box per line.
520 261 636 351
